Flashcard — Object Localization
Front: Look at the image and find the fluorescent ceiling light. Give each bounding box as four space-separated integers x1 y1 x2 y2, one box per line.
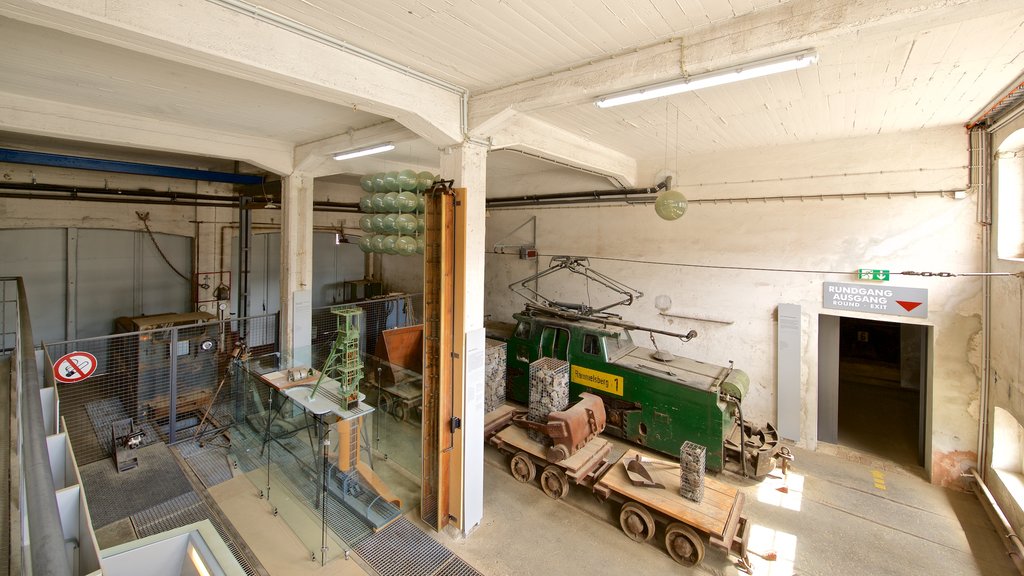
333 142 395 161
595 49 818 108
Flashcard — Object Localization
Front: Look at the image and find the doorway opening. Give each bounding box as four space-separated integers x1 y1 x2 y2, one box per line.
818 315 929 469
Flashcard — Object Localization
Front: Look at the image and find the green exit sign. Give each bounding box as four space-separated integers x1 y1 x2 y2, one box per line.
857 269 890 281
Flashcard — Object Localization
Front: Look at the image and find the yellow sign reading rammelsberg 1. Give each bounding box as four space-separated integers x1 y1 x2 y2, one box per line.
571 365 623 396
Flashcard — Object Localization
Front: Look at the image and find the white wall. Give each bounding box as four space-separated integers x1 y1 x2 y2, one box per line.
484 125 982 487
0 164 376 325
985 110 1024 532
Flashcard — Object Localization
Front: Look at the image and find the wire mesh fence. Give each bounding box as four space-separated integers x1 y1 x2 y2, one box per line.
46 293 423 468
46 313 279 466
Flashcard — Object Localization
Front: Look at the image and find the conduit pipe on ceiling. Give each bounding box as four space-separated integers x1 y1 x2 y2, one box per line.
485 179 669 208
0 182 361 212
968 469 1024 574
485 189 964 209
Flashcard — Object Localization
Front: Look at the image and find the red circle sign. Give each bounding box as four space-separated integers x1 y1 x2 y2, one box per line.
53 351 98 384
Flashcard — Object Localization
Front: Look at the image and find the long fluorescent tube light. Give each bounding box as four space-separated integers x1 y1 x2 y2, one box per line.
595 49 818 108
333 142 395 161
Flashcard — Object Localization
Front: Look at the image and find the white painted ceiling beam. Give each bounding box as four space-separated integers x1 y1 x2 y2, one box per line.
0 91 294 174
488 114 637 187
0 0 465 146
469 0 1024 130
295 121 420 175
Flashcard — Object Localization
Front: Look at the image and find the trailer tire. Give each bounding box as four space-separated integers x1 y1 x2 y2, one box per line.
510 452 536 483
665 522 705 566
394 402 407 422
619 502 655 542
540 465 570 499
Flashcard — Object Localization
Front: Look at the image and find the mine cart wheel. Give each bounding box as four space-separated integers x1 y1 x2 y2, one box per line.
540 465 570 499
664 523 705 567
510 452 536 483
379 392 394 416
619 502 655 543
394 402 408 422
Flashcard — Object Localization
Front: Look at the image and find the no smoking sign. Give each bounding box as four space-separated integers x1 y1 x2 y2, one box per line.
53 351 98 384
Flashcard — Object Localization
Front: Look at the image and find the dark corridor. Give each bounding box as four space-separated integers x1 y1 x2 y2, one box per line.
837 317 926 468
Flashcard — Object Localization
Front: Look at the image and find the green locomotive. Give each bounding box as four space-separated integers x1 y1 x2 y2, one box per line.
504 304 782 476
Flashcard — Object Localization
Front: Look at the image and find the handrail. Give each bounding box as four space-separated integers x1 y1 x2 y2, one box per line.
8 277 72 575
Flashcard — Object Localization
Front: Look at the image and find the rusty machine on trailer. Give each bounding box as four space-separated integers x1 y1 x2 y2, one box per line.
485 394 753 570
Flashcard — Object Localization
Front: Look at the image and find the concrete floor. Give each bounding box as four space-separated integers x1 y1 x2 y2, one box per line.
208 434 1017 576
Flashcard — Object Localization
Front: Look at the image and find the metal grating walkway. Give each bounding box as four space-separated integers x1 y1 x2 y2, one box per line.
182 445 234 488
354 518 483 576
131 492 208 538
79 442 193 528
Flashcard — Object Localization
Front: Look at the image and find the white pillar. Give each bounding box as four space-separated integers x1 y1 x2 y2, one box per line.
440 141 487 536
280 171 314 367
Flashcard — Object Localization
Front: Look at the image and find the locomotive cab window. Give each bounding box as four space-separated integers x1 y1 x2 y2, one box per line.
604 330 634 361
583 333 600 356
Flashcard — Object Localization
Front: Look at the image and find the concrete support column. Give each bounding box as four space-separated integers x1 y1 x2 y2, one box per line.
280 171 314 367
440 141 487 536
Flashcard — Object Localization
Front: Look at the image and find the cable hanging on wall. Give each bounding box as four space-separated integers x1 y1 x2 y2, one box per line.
136 211 190 283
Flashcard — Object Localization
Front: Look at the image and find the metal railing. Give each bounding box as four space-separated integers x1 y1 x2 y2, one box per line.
4 276 72 576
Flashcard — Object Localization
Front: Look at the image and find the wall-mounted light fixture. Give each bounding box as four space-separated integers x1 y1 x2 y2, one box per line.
333 142 396 161
595 49 819 108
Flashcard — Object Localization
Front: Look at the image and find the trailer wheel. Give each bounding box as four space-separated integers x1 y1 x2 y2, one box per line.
664 523 705 566
619 502 655 542
379 392 394 416
394 402 407 422
510 452 536 483
540 465 570 499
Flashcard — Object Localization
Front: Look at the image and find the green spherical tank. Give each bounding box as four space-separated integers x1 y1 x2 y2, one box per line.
395 214 418 235
372 173 387 193
370 214 387 233
382 235 399 254
358 196 374 213
370 235 387 253
384 171 400 192
396 191 418 212
383 214 400 234
416 171 435 192
370 193 387 212
359 215 374 233
359 174 374 193
654 189 688 221
395 235 418 256
357 236 374 253
398 169 418 191
382 192 399 212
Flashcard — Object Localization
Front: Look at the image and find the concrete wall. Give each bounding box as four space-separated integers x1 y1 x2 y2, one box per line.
0 164 372 320
984 110 1024 532
484 125 983 487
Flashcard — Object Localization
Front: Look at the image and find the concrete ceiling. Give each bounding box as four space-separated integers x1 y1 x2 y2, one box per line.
0 0 1022 192
0 18 379 146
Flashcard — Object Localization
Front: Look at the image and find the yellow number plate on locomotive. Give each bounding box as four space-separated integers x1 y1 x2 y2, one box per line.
571 365 623 396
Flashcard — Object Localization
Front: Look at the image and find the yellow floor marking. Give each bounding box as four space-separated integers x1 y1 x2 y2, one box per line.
872 470 887 490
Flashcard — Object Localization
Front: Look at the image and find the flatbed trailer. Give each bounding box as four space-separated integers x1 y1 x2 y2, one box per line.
485 405 751 569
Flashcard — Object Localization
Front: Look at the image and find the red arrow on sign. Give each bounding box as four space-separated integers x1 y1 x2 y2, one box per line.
896 301 922 312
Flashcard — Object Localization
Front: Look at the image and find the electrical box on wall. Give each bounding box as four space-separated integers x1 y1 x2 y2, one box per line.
519 246 538 260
